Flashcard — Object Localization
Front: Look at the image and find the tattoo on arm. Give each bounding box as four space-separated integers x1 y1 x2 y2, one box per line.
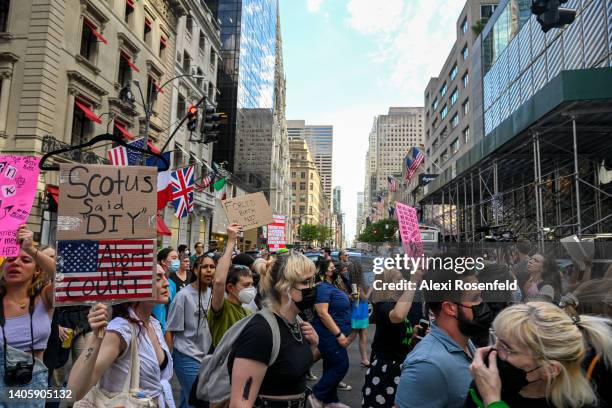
242 377 253 401
83 347 94 362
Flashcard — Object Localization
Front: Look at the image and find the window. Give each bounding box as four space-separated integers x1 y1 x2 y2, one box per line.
159 35 167 58
432 98 439 111
185 15 193 35
450 88 458 106
450 64 458 81
309 182 313 189
209 49 216 71
299 206 305 214
291 172 296 178
463 127 470 143
177 93 186 119
196 68 204 88
301 172 306 179
451 138 459 154
462 72 469 88
144 18 152 44
80 19 100 62
440 82 447 96
481 4 496 19
441 149 448 163
300 194 306 202
451 113 459 129
208 81 214 102
117 52 132 87
71 100 94 146
146 75 161 107
291 182 296 189
463 99 470 115
309 206 313 215
199 30 206 53
124 0 134 25
310 172 313 179
461 17 468 34
462 45 469 61
440 104 448 119
183 50 191 73
300 182 306 190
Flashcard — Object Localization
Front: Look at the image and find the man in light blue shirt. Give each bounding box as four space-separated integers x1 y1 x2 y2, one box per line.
396 266 493 408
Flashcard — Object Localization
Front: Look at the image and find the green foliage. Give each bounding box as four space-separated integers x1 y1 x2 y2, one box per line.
299 224 319 244
472 18 489 35
357 219 399 243
316 225 333 244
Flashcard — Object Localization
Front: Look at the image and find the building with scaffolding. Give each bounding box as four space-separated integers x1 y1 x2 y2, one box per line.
418 0 612 244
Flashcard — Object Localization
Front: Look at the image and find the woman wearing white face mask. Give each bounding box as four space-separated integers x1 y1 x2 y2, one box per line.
208 224 255 349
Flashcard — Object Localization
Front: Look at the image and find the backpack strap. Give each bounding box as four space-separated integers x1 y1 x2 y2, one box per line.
259 308 281 366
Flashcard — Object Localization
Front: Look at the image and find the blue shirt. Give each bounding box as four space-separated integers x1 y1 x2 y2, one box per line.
312 282 351 338
395 323 475 408
152 279 177 332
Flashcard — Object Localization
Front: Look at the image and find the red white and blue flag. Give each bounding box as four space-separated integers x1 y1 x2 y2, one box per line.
171 166 194 218
54 239 156 304
107 138 170 170
405 147 424 182
388 175 398 192
195 172 216 192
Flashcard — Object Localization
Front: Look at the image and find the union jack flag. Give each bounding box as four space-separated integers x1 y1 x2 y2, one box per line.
170 166 194 218
405 147 424 183
388 175 398 192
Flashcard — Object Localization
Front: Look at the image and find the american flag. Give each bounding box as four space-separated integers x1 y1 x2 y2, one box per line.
388 175 398 192
107 138 170 170
405 147 424 182
194 172 215 192
107 138 146 166
171 166 194 218
54 239 155 303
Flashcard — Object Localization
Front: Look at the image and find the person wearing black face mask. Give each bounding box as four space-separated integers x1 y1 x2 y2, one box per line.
228 252 318 407
396 267 483 408
455 301 494 347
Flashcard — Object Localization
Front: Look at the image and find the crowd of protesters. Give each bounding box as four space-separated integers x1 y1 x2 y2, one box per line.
1 222 612 408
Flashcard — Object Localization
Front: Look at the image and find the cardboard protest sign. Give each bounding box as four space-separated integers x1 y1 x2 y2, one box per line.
0 156 41 257
54 239 156 305
267 215 286 251
57 164 157 240
221 191 274 230
395 202 424 257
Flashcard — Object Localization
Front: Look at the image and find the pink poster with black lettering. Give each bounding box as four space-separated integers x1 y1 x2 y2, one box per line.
395 202 423 257
0 156 41 257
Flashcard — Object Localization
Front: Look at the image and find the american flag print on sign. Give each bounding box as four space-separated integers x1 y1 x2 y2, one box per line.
170 166 194 218
54 239 156 304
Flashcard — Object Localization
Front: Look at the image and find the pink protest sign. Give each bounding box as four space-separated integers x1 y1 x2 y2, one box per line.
395 202 423 257
267 215 286 251
0 156 41 257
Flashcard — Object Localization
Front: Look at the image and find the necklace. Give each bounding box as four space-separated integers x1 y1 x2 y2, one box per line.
7 298 27 309
275 312 303 343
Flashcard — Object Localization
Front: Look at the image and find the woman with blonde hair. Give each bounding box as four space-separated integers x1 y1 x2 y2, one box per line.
227 251 319 407
467 301 612 408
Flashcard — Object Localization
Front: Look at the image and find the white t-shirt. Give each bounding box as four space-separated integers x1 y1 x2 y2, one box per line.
100 311 175 408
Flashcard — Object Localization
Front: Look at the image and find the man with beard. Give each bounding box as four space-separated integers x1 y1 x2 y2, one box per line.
395 263 493 408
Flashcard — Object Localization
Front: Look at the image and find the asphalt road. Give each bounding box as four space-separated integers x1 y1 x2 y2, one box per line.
171 325 376 408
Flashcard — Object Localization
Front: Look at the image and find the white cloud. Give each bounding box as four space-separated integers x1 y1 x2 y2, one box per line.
346 0 465 104
307 0 324 13
346 0 405 34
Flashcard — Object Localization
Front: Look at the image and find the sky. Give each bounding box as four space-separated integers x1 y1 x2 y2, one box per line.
280 0 466 244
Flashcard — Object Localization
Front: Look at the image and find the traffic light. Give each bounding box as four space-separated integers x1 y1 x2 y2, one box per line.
200 104 227 144
186 105 198 132
532 0 575 33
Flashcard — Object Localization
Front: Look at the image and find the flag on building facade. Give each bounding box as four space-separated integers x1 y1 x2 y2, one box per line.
388 175 398 192
170 166 194 218
388 205 396 218
195 173 216 191
405 147 425 182
213 177 226 191
107 138 170 170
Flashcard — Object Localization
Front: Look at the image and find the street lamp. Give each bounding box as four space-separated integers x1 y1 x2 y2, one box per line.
132 74 207 164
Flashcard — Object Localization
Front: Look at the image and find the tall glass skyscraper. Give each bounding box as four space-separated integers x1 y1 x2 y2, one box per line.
207 0 278 174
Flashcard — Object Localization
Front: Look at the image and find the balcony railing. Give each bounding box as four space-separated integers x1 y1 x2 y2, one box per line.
42 135 109 165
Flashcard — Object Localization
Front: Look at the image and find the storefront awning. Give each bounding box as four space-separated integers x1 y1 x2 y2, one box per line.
47 185 59 204
75 100 102 124
114 122 134 140
157 214 172 236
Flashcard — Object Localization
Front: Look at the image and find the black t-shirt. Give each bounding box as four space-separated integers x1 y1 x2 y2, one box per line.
169 271 193 292
228 314 313 396
371 302 415 361
584 347 611 408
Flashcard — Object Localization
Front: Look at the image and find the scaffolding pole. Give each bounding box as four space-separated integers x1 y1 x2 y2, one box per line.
572 118 582 236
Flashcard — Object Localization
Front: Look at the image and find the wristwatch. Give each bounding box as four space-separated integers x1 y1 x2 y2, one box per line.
335 331 343 338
